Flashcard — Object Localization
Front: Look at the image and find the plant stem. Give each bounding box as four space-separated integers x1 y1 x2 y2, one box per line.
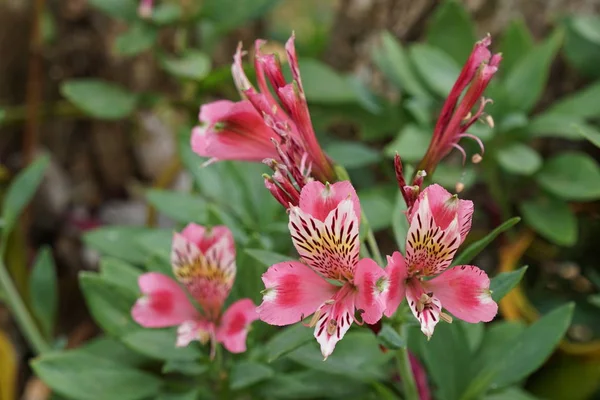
366 226 384 266
396 325 419 400
0 257 50 354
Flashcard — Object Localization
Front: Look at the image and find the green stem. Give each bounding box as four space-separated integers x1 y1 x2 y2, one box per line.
365 226 384 266
396 325 419 400
0 256 50 354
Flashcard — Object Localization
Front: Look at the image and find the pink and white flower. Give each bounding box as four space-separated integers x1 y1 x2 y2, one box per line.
138 0 153 18
131 223 258 355
257 181 390 359
385 184 497 338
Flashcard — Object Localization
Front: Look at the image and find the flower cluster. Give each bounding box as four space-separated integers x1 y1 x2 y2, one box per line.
131 33 500 359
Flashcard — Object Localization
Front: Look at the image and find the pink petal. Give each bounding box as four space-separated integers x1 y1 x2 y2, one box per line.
131 273 198 328
171 232 234 319
180 224 236 267
191 100 279 163
257 261 337 326
314 285 355 359
383 252 408 318
288 199 360 281
299 181 361 223
406 190 461 276
409 353 432 400
410 184 473 245
176 319 214 348
353 258 388 324
406 279 442 339
425 265 497 323
216 298 259 354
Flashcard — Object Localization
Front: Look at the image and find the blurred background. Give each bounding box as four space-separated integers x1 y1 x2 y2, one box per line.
1 0 600 399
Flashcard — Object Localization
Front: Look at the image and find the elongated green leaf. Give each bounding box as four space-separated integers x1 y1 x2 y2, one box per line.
504 29 563 112
490 266 528 302
162 360 208 376
244 249 290 268
453 217 521 266
229 361 274 390
202 0 280 33
100 257 143 294
563 16 600 79
79 272 138 336
121 329 202 361
136 229 172 266
536 152 600 201
372 32 430 98
377 324 404 350
426 0 476 64
61 80 137 120
392 193 409 253
114 23 157 56
384 124 431 163
546 80 600 119
32 350 162 400
87 0 138 21
496 143 542 176
299 60 357 104
527 113 584 140
29 247 57 339
498 19 534 74
266 324 314 362
325 141 381 169
578 124 600 148
80 337 151 368
160 51 211 81
258 370 369 399
146 189 207 224
1 155 49 243
84 226 149 264
359 186 395 231
410 44 461 97
520 197 577 246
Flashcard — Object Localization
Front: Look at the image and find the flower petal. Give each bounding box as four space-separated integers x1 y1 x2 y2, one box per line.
176 319 214 348
314 287 355 359
383 252 408 318
171 232 234 318
131 273 198 328
299 181 361 223
353 258 388 324
425 265 497 323
257 261 337 326
216 299 259 354
406 279 442 339
406 190 461 276
191 100 278 162
289 199 359 281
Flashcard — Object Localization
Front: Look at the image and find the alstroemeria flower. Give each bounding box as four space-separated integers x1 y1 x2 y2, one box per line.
138 0 153 18
257 181 390 358
132 223 258 355
385 184 497 338
192 34 335 208
418 35 501 175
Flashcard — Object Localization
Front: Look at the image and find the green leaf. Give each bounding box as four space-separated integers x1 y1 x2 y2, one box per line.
410 44 461 97
426 0 476 64
504 29 563 112
79 272 138 336
498 19 534 74
120 329 202 361
258 370 369 399
83 226 149 264
32 350 162 400
287 332 389 381
266 324 314 362
136 229 172 266
536 152 600 201
114 23 157 56
151 3 183 25
299 59 357 103
99 258 143 293
160 51 211 81
377 324 404 350
202 0 281 33
485 387 538 400
1 155 49 243
359 186 395 231
564 16 600 79
433 163 477 192
29 247 57 339
372 31 430 98
384 124 431 163
463 304 574 398
244 249 290 268
527 113 584 139
87 0 138 21
496 143 542 176
578 124 600 148
325 141 381 169
162 360 208 376
61 80 137 120
546 80 600 119
520 197 577 246
146 189 207 224
80 337 151 368
453 217 521 266
229 361 274 390
392 193 409 253
490 266 528 302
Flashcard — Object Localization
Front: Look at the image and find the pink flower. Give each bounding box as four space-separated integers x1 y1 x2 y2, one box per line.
257 181 390 359
138 0 153 18
385 185 497 338
192 34 335 208
418 35 501 175
131 223 258 355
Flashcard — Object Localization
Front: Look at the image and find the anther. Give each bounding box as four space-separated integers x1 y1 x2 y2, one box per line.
440 312 453 324
472 154 483 164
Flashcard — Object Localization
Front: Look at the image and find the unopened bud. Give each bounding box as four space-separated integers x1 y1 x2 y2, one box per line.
472 154 483 164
